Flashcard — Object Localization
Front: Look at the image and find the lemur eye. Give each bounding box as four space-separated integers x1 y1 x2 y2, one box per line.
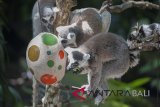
42 18 48 23
74 61 79 66
71 61 79 68
70 34 75 38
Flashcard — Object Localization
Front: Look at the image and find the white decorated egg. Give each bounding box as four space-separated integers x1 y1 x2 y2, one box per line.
26 32 67 85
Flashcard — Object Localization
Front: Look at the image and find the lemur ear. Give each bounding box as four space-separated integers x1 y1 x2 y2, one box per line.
83 54 90 60
56 26 64 33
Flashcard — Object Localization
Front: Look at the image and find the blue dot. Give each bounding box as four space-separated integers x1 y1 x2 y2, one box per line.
47 51 52 55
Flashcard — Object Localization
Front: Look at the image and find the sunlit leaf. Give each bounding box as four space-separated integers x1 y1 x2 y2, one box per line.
127 77 151 88
108 79 128 90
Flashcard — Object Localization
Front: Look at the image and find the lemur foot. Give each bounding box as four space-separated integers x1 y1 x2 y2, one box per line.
95 95 103 105
81 84 91 94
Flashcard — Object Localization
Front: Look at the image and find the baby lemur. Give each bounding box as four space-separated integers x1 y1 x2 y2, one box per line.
66 32 137 104
56 8 111 47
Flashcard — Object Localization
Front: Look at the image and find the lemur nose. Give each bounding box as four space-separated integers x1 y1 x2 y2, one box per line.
61 40 68 48
61 40 67 44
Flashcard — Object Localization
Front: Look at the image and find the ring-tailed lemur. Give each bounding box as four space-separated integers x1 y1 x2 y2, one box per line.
127 23 160 67
127 23 160 45
32 0 58 37
66 32 135 105
56 7 111 48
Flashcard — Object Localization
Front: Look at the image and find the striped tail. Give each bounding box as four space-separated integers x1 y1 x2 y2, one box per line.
129 48 140 68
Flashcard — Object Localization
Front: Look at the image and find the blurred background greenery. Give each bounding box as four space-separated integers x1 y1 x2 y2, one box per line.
0 0 159 107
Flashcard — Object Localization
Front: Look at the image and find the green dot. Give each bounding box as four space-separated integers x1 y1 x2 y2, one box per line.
47 60 54 68
42 33 58 46
58 65 62 70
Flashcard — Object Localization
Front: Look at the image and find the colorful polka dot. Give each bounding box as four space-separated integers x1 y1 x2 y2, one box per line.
47 51 52 55
58 65 62 70
28 45 40 61
47 60 54 68
40 74 57 85
59 50 65 59
42 33 58 46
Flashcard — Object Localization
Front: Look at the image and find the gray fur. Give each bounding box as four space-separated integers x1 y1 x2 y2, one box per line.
127 23 160 67
56 8 111 48
66 32 130 104
32 0 57 37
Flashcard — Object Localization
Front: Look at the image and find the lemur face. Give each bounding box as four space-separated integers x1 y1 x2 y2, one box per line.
128 24 158 43
67 50 90 73
42 7 59 25
56 23 78 48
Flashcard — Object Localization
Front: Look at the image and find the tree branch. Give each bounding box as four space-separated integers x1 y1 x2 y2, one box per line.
101 1 160 13
129 36 160 51
53 0 77 33
128 23 160 51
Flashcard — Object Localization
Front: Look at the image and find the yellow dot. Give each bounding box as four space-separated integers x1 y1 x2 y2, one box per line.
28 45 40 61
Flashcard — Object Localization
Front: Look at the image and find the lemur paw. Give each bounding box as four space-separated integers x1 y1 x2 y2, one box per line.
42 96 47 104
81 84 91 94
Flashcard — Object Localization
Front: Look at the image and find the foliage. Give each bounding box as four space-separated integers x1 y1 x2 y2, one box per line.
62 75 153 107
0 1 25 106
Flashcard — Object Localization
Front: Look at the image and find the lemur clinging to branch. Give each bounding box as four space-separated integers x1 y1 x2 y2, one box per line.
127 23 160 61
56 6 111 48
32 0 58 37
128 23 160 67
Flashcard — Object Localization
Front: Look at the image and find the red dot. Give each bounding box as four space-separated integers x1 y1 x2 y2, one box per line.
40 74 57 85
59 50 64 59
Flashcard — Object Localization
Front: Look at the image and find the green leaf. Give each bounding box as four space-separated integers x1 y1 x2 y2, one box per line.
140 59 160 73
108 79 128 90
15 102 24 107
127 77 151 88
103 100 130 107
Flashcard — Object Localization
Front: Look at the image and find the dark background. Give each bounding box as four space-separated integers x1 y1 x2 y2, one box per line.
0 0 160 107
